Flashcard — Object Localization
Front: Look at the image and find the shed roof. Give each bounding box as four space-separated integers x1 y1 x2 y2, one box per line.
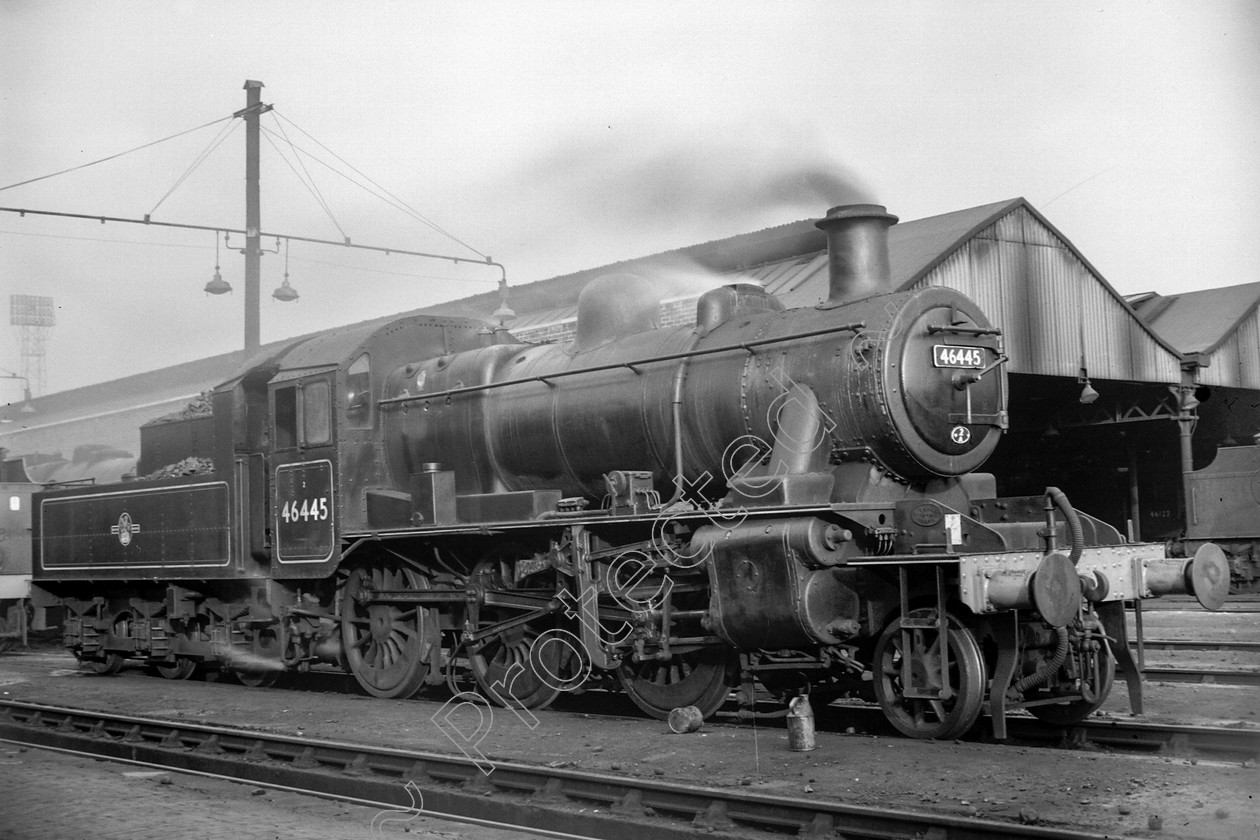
741 200 1026 307
502 198 1188 383
1128 282 1260 355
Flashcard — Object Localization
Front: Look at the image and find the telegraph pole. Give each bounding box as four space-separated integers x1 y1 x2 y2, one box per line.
1 79 510 354
241 80 270 355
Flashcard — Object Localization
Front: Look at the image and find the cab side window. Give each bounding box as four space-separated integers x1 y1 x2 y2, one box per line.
303 380 331 445
274 385 298 450
274 379 332 450
345 354 371 429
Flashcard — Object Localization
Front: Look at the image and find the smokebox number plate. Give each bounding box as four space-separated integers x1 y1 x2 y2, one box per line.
932 344 985 369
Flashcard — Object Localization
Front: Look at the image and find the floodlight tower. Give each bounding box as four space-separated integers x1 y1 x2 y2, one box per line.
9 294 55 396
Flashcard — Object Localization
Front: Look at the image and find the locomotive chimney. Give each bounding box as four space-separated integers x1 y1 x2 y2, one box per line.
815 204 899 307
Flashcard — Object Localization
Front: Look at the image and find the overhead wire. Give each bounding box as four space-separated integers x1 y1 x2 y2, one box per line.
287 252 495 284
0 115 236 194
0 226 496 283
267 113 347 241
0 228 213 250
0 206 506 284
0 102 502 286
1043 163 1124 208
258 124 435 233
147 119 241 217
263 129 348 241
270 110 488 260
257 124 416 222
269 111 457 237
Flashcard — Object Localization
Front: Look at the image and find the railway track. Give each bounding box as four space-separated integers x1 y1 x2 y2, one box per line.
1127 638 1260 686
812 703 1260 760
1137 666 1260 686
9 648 1259 758
1134 639 1260 653
1131 597 1260 614
1008 716 1260 758
0 699 1122 840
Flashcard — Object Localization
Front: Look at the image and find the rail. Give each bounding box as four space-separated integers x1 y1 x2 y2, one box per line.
1135 639 1260 653
1136 667 1260 686
818 702 1260 760
0 699 1112 840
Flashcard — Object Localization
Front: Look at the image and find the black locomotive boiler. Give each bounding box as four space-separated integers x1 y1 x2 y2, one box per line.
30 204 1229 740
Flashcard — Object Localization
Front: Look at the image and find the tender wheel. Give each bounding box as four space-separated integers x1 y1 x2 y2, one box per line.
80 652 125 675
467 548 566 711
154 656 197 680
618 646 734 720
341 560 435 699
81 610 130 675
1028 638 1116 725
873 609 986 740
156 614 206 680
235 629 283 688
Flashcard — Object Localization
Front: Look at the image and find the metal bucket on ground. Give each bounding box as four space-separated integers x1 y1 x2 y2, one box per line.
786 695 816 751
667 705 704 733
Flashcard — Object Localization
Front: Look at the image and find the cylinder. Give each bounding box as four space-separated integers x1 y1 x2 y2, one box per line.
786 695 816 751
313 633 342 664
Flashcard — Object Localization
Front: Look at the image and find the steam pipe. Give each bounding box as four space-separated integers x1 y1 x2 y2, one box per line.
1007 626 1069 700
665 355 692 506
380 321 865 407
1044 487 1084 565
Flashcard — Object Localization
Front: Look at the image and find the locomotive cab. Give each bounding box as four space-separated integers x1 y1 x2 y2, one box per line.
254 315 492 577
268 368 338 569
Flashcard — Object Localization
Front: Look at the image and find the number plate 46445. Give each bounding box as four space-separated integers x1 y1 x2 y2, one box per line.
932 344 985 369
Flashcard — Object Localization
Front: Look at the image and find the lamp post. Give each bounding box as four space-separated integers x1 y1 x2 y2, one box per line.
242 80 266 354
215 80 295 354
0 370 36 415
192 80 530 349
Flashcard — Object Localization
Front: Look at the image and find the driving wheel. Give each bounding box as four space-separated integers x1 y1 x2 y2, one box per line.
618 646 734 720
341 559 436 699
466 547 568 711
873 609 986 740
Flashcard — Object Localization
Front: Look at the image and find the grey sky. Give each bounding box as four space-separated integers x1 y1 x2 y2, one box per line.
2 1 1257 396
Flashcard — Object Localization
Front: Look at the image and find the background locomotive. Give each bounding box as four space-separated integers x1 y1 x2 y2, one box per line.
29 204 1228 740
1174 440 1260 592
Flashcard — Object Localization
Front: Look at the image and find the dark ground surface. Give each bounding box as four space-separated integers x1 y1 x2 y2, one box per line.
0 742 554 839
0 605 1256 839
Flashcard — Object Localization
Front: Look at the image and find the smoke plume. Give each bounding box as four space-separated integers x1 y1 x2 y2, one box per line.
521 124 874 236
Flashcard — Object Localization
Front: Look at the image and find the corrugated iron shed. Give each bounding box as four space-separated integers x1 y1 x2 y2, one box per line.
899 200 1185 383
1128 282 1260 389
507 198 1189 385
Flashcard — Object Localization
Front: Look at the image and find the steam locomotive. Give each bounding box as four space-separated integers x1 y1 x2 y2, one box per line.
29 204 1229 740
